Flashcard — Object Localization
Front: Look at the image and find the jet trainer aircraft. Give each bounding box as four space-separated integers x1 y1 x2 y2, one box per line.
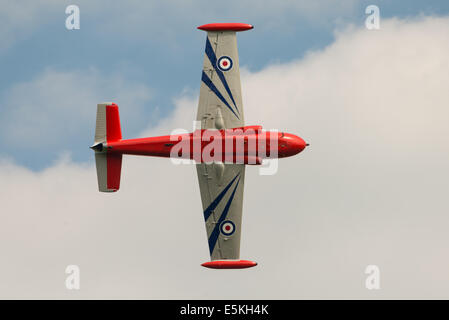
91 23 308 269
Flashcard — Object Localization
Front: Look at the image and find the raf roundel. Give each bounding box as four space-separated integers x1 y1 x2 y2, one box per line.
217 56 233 72
220 220 236 236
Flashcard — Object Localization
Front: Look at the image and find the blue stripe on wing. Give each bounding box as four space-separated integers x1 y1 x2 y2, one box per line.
205 37 240 116
203 173 240 221
208 176 241 255
201 71 240 120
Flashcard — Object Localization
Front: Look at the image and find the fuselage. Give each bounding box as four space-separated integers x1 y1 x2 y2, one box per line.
99 126 307 165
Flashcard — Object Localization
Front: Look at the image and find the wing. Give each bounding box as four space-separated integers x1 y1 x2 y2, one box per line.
196 163 245 260
195 24 253 265
196 30 245 130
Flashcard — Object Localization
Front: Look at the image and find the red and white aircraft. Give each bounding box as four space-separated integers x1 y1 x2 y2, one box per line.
91 23 307 269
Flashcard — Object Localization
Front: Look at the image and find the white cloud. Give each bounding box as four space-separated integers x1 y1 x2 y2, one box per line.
1 16 449 298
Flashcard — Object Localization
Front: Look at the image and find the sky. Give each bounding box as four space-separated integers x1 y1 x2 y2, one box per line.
1 0 449 299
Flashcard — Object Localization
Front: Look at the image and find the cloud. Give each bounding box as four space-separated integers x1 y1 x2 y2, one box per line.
0 67 152 158
0 0 358 52
1 16 449 298
91 0 358 32
0 0 61 51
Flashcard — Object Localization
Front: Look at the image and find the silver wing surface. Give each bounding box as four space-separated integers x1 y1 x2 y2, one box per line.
196 30 246 260
196 31 244 130
196 163 245 260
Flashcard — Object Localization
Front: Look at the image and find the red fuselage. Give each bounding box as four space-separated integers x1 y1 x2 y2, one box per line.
103 126 307 164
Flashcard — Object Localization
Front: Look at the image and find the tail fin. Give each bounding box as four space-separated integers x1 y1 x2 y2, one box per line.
94 152 122 192
92 102 123 192
94 102 122 144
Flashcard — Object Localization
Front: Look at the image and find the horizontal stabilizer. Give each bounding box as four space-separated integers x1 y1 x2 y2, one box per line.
93 102 123 192
95 153 122 192
94 102 122 144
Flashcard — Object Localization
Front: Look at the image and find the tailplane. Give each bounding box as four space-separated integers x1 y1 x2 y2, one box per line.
91 103 123 192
